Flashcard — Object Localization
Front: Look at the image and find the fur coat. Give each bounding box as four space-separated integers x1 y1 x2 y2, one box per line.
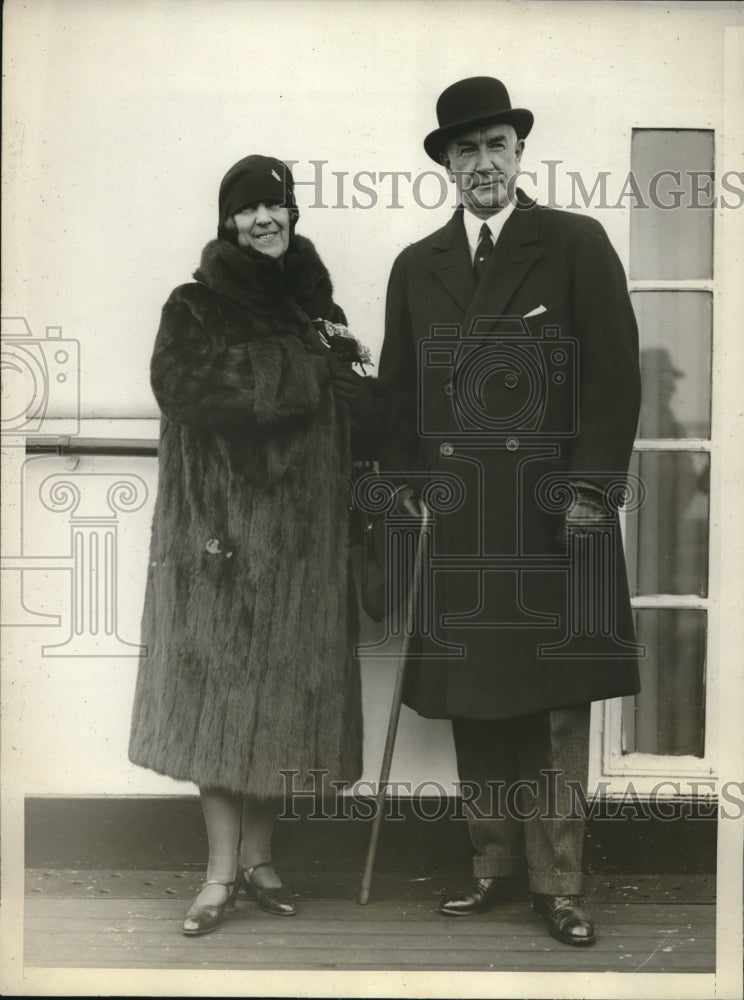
128 235 362 798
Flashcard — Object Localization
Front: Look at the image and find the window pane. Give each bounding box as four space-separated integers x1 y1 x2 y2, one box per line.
633 291 712 439
622 609 706 757
630 129 714 280
626 451 709 597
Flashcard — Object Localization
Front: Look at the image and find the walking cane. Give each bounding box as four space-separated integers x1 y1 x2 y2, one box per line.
358 497 429 905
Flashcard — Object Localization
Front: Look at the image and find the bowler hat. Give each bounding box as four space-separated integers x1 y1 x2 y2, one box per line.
424 77 533 163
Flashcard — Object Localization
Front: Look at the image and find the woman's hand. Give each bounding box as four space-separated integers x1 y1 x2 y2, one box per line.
328 353 363 403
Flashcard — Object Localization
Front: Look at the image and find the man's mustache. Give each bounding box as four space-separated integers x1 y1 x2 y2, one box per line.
454 171 517 194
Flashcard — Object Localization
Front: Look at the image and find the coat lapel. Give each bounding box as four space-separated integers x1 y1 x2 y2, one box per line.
428 209 477 313
465 196 544 329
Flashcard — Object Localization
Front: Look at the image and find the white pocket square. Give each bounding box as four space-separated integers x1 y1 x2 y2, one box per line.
524 305 547 318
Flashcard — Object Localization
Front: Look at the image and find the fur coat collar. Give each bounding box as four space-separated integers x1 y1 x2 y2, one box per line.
193 234 338 322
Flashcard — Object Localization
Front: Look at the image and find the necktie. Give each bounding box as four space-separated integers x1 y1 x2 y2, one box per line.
473 223 494 282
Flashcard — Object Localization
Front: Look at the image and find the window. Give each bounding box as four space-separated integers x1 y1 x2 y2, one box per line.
605 130 715 775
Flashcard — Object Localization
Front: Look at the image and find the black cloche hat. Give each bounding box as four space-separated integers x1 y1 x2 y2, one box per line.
424 76 534 163
218 155 298 227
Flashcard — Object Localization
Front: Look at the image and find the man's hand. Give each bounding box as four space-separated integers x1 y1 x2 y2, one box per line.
393 484 425 518
558 491 611 546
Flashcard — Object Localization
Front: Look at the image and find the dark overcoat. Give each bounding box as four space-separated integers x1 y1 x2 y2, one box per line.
128 235 362 798
378 193 642 720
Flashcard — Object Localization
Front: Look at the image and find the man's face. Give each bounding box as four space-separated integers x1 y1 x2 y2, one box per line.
442 123 524 218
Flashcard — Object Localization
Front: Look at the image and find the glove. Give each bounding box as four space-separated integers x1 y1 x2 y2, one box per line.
558 488 611 547
327 353 379 424
392 484 424 518
329 361 362 403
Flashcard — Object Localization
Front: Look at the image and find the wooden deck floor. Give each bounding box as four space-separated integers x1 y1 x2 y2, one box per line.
24 869 715 974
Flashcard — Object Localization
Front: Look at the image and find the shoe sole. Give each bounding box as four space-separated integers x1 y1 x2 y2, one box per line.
182 896 236 936
257 902 297 916
182 914 233 937
439 904 494 916
182 926 220 937
547 928 597 946
533 903 596 945
240 874 296 916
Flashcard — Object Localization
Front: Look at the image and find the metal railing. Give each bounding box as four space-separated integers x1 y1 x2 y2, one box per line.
25 437 158 457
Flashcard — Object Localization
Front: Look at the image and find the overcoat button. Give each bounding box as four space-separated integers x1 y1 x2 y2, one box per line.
443 380 455 396
506 437 519 451
441 442 454 456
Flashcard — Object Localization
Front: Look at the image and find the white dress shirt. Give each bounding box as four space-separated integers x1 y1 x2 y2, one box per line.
462 199 517 263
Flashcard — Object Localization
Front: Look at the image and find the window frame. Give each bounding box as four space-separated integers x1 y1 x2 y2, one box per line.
594 126 723 794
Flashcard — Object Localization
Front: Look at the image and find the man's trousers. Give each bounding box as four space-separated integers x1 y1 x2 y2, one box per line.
452 703 591 896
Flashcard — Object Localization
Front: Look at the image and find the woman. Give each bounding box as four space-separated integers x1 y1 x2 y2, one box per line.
129 154 375 936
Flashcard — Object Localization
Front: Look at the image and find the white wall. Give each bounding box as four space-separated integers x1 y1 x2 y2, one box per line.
3 0 744 798
3 0 738 410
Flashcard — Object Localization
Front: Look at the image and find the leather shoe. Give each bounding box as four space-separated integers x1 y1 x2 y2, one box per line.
532 893 596 945
239 862 296 916
440 876 514 916
182 879 237 937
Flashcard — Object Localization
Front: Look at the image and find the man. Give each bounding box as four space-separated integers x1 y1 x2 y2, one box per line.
378 77 641 945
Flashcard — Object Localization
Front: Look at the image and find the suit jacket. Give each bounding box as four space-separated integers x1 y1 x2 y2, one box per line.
378 192 642 720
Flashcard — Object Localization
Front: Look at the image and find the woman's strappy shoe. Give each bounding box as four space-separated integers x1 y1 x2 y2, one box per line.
182 879 238 936
239 862 297 916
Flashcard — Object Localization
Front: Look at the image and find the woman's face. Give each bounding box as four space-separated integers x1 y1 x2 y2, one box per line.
233 201 291 259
